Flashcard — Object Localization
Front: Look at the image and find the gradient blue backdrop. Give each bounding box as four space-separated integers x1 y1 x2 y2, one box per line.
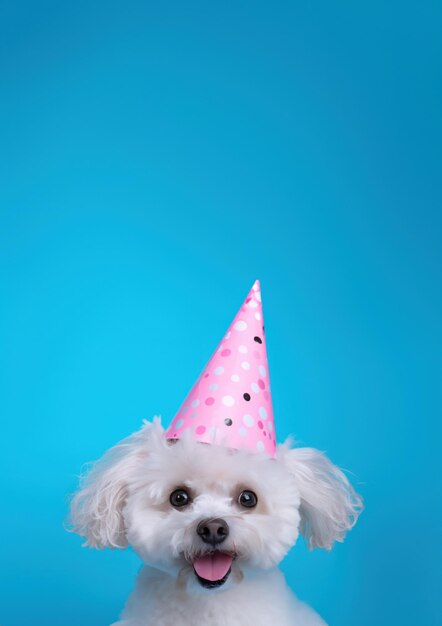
1 2 441 625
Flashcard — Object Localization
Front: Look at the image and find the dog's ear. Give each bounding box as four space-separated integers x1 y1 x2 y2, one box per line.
69 423 155 549
281 446 363 550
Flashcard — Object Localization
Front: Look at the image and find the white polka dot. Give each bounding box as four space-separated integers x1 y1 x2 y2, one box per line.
234 320 248 332
251 382 260 394
174 418 185 429
224 331 231 340
268 421 273 432
191 399 200 408
238 344 248 354
239 427 248 437
190 412 197 419
254 312 261 320
181 406 189 414
241 361 250 370
222 395 235 407
256 440 265 452
243 414 254 427
231 374 240 383
259 406 268 419
259 365 267 377
214 366 224 376
255 291 262 302
209 383 218 391
249 299 258 308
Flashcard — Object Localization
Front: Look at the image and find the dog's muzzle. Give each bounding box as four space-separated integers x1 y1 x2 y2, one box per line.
193 518 233 588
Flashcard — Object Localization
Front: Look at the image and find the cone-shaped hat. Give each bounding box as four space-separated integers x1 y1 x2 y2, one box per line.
166 280 276 456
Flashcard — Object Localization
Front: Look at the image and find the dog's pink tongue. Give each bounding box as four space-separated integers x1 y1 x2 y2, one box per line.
193 553 233 581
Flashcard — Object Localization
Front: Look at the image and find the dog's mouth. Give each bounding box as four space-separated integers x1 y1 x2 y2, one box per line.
192 551 234 589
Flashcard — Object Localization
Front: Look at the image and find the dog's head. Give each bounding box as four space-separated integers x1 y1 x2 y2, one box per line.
69 419 362 591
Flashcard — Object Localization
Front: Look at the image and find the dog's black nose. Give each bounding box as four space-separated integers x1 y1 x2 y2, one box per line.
196 518 229 546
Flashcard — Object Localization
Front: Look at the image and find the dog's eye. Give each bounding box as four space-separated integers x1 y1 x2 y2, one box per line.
238 490 258 508
170 488 191 508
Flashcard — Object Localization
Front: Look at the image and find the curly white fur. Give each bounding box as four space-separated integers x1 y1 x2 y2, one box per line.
69 418 362 625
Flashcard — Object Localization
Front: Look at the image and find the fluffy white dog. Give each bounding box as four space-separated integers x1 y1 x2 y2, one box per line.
70 418 362 625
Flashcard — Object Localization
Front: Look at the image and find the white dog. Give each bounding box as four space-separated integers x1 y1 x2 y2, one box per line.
70 418 362 625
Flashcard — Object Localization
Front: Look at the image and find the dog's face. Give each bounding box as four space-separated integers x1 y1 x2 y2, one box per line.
70 420 361 592
125 430 301 590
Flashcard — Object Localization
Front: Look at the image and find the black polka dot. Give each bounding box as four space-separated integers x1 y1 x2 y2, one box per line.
254 336 262 344
243 392 251 401
224 418 233 426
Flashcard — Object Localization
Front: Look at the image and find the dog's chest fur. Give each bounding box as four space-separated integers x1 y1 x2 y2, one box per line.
114 567 325 626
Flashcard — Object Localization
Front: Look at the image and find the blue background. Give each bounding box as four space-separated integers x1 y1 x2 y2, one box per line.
1 2 441 625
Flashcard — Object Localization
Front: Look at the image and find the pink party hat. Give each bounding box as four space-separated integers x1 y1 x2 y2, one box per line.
166 280 276 456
